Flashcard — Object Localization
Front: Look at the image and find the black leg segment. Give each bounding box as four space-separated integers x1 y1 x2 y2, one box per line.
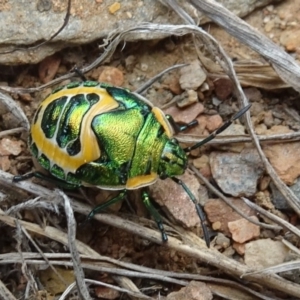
142 191 168 242
184 104 251 152
73 66 87 81
87 190 127 220
166 114 198 133
171 177 210 247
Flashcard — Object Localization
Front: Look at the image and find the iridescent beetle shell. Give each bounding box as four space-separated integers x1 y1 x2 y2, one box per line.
15 79 250 247
29 81 188 190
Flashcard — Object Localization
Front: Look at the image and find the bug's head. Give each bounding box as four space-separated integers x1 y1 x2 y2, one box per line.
158 138 187 179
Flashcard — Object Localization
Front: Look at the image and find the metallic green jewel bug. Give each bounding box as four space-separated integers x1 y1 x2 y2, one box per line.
13 80 251 247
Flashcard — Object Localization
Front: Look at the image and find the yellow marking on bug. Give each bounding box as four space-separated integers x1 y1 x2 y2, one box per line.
152 107 173 138
85 183 126 190
126 173 158 189
39 86 107 107
31 86 120 174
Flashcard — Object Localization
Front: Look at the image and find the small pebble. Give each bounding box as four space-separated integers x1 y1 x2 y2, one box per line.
179 60 207 90
213 78 233 100
98 67 124 86
177 90 198 107
140 63 148 72
0 138 25 156
215 233 230 248
108 2 121 14
228 216 260 243
245 239 289 269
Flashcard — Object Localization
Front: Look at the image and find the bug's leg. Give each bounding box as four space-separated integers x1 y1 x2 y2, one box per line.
166 114 198 133
73 66 87 81
142 191 168 242
13 172 79 189
87 190 127 220
171 177 210 247
184 104 251 152
13 172 35 182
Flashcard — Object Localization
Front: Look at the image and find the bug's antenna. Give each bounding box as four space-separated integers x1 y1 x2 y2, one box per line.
171 177 210 247
184 104 251 153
